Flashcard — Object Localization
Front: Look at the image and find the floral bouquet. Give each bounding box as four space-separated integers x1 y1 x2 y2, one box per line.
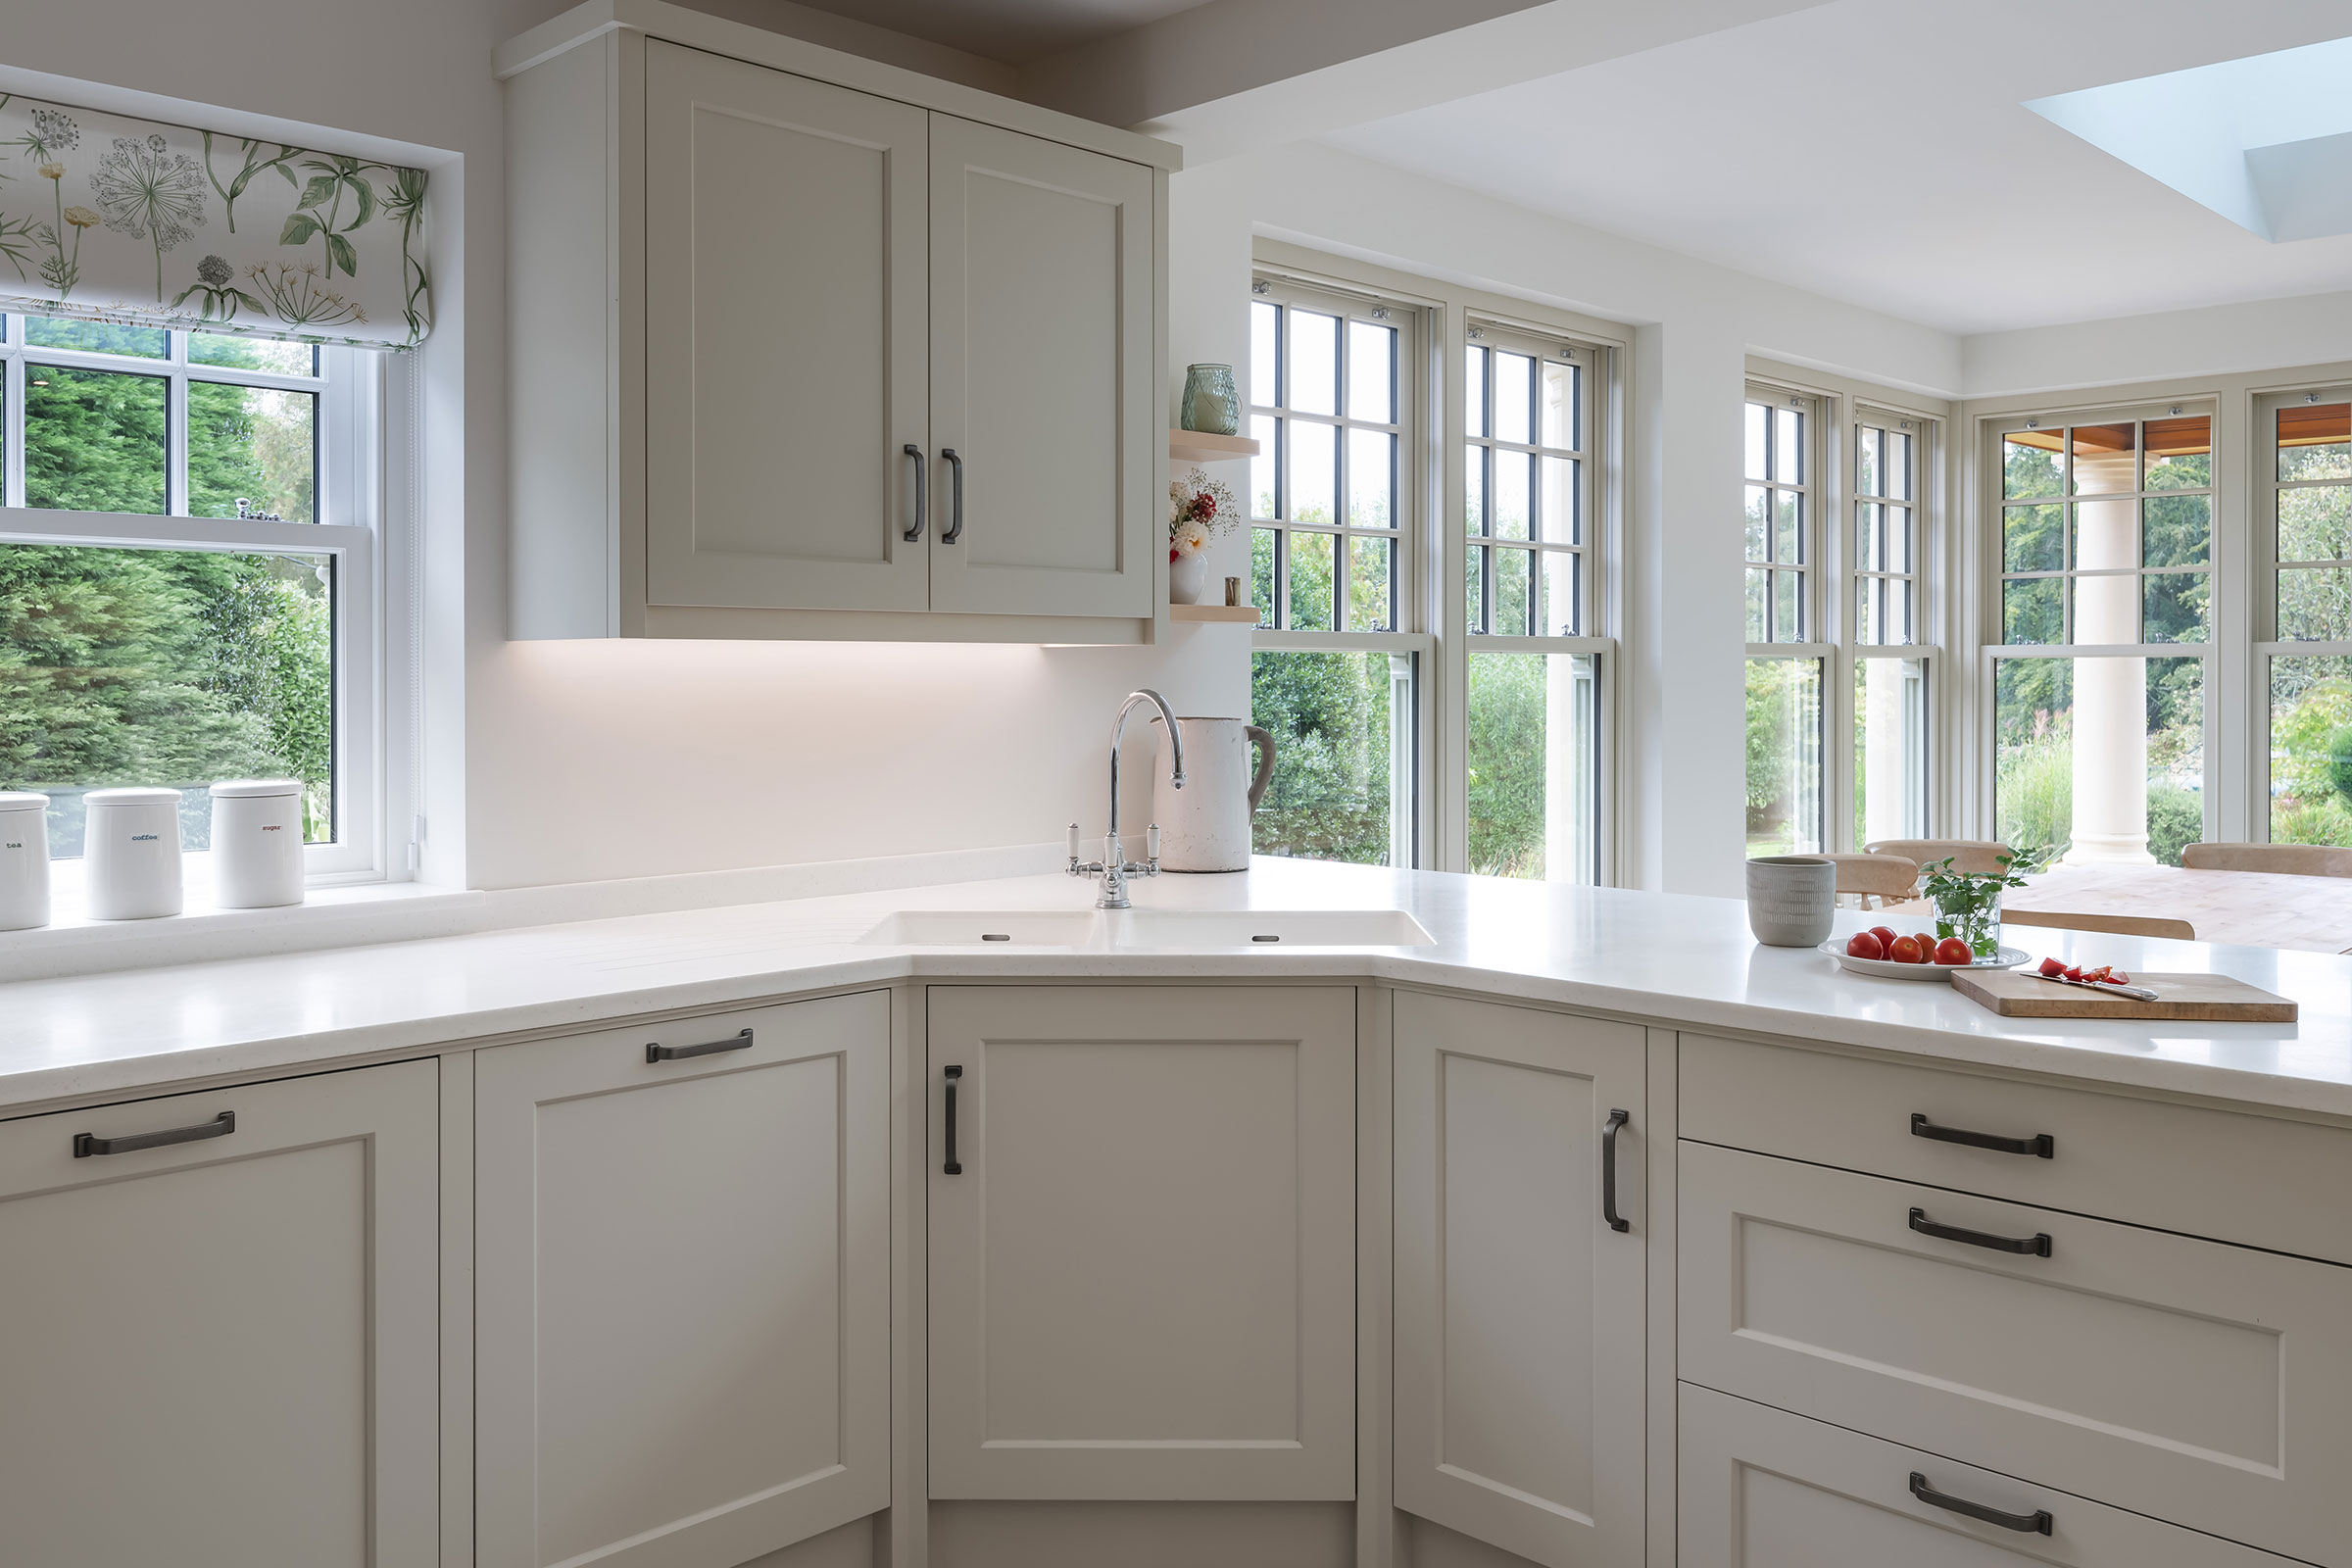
1168 467 1238 562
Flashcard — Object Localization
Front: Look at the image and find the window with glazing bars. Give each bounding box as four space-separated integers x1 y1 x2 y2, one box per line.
1464 325 1585 636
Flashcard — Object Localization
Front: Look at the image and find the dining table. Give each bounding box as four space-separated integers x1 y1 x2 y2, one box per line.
1888 860 2352 955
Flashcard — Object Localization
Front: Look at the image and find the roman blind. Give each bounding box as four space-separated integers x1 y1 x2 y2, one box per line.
0 91 430 348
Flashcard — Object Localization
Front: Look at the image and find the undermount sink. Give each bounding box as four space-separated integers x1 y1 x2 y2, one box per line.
858 907 1437 949
858 910 1106 947
1113 908 1436 948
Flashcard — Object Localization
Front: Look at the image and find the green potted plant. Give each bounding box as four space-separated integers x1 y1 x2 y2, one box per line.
1920 848 2044 959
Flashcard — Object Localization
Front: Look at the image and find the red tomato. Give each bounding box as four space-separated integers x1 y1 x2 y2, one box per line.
1868 925 1898 949
2111 970 2131 984
2063 966 2083 981
1846 932 1886 960
1913 933 1938 954
1934 937 1974 965
2037 956 2066 977
1886 934 1927 964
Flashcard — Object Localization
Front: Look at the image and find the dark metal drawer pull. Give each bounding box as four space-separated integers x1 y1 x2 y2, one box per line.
903 444 927 541
1601 1107 1631 1233
1911 1112 2053 1159
1909 1471 2052 1535
646 1028 754 1064
1909 1206 2051 1256
943 1065 963 1175
74 1110 235 1158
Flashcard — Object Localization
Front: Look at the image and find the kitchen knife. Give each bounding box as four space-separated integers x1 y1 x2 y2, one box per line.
2029 970 2161 1003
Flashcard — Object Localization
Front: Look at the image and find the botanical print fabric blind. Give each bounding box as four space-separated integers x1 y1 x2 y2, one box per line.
0 92 429 348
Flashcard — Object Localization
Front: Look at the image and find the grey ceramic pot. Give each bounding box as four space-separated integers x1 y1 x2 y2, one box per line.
1745 855 1837 947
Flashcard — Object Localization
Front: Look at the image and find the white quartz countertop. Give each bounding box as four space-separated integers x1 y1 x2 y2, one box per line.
4 857 2350 1120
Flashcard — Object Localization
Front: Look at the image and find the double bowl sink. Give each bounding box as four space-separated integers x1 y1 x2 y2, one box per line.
858 906 1437 950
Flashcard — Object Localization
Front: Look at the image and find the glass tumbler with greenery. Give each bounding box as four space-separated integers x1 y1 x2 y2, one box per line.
1920 850 2039 959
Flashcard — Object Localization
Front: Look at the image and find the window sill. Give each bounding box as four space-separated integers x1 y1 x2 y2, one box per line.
0 856 485 984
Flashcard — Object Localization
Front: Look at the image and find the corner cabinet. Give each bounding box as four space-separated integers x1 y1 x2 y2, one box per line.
503 4 1175 643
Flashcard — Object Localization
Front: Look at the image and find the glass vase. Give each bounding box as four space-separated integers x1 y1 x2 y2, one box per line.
1180 364 1240 435
1932 884 2002 959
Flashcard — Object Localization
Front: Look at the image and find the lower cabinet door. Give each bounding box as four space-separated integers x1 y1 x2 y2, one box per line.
1679 1140 2352 1565
926 984 1358 1499
0 1059 439 1568
474 992 890 1568
1681 1383 2299 1567
1391 990 1648 1568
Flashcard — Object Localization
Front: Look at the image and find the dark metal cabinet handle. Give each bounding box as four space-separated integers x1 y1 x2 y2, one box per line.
941 448 964 543
943 1065 963 1175
1601 1107 1631 1233
1909 1206 2051 1257
1912 1112 2053 1159
646 1028 754 1064
1909 1472 2052 1535
74 1110 235 1158
903 444 927 541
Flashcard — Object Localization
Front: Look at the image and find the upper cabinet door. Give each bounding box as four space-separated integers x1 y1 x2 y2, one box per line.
644 42 930 612
1392 991 1648 1568
927 116 1155 618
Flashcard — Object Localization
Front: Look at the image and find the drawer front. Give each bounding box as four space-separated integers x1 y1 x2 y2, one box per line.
1682 1033 2352 1264
1680 1141 2352 1565
1681 1383 2301 1568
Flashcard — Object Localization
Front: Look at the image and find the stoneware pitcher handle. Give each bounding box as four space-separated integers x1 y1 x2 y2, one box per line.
1245 725 1278 810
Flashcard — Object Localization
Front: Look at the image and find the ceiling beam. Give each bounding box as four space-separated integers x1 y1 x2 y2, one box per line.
1019 0 1833 164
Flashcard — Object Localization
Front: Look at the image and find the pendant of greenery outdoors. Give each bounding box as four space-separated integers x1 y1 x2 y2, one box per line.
1921 847 2046 958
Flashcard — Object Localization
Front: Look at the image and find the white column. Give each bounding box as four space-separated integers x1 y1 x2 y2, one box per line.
1861 658 1908 845
2065 449 2153 865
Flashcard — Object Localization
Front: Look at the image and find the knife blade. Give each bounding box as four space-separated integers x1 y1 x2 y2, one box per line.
2028 970 2161 1003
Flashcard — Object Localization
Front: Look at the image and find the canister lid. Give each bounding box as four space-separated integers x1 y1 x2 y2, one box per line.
0 791 48 813
83 786 182 808
210 778 304 799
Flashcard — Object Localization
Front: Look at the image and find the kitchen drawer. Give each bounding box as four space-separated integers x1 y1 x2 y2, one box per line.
1680 1383 2303 1568
1680 1141 2352 1565
1681 1033 2352 1264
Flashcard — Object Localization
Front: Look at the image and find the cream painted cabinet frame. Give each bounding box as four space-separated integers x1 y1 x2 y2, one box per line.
503 0 1178 643
1392 989 1648 1568
926 984 1359 1500
473 993 891 1568
0 1059 440 1568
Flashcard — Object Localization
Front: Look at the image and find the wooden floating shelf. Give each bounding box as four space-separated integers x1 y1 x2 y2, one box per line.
1169 428 1260 466
1168 603 1261 623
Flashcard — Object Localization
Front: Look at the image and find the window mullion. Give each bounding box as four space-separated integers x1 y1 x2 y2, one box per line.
4 322 24 508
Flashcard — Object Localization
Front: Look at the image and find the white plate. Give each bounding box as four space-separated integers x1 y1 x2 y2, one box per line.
1817 940 2032 981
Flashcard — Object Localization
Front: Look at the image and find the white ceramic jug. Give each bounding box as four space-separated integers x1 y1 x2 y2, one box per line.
1152 716 1276 872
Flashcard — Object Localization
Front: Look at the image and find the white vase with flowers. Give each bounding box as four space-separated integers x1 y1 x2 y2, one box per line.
1168 466 1238 605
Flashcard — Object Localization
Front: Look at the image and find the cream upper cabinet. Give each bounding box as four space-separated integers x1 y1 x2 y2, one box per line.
0 1060 439 1568
925 985 1359 1500
928 116 1154 618
1392 990 1649 1568
644 41 931 614
473 994 891 1568
504 11 1176 642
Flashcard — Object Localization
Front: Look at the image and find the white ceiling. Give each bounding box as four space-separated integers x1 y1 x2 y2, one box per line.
785 0 1211 64
1323 0 2352 335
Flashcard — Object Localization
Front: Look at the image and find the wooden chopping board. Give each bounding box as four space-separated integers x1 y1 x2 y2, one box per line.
1950 969 2298 1022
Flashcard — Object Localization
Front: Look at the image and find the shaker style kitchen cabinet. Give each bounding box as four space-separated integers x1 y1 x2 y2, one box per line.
925 985 1359 1500
0 1060 439 1568
503 1 1174 642
1391 990 1648 1568
473 992 891 1568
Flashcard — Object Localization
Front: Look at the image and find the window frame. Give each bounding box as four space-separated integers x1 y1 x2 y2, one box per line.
2253 381 2352 847
1848 405 1935 850
0 314 387 880
1975 398 2219 858
1743 382 1831 855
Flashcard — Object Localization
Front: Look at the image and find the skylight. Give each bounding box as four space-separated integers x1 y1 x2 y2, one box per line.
2025 36 2352 243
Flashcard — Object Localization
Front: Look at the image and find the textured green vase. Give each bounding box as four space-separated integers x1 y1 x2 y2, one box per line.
1180 364 1239 435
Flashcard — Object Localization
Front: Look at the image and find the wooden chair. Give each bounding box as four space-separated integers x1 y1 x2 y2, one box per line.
1823 852 1928 910
1863 838 2019 877
2000 908 2195 941
2180 842 2352 878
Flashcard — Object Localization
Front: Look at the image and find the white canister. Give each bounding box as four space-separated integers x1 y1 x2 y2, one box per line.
0 792 52 931
83 787 184 920
210 779 307 908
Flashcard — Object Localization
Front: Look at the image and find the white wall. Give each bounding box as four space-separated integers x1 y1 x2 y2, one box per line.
1964 288 2352 398
7 0 1252 893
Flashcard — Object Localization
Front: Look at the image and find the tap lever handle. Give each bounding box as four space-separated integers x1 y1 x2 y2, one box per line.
1146 824 1160 863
